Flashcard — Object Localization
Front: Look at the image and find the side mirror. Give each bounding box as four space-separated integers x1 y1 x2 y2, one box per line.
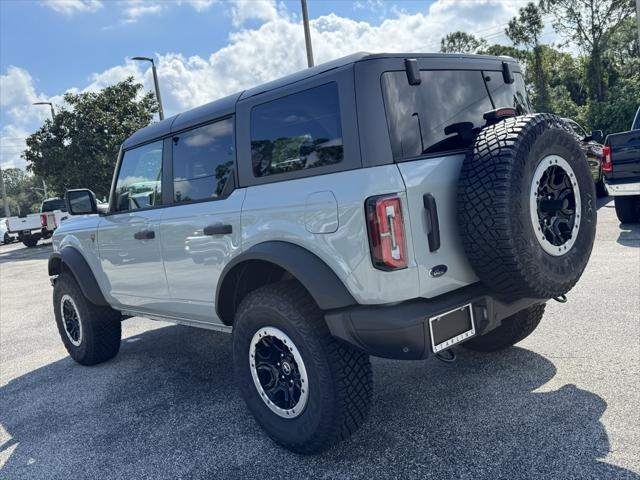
590 130 604 143
65 189 98 215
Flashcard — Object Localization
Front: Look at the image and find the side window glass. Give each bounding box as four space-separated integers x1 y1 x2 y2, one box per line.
484 71 531 114
115 141 163 212
250 82 343 177
172 118 234 203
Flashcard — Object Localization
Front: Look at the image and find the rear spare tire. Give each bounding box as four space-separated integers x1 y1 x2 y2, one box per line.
458 114 596 299
22 235 39 248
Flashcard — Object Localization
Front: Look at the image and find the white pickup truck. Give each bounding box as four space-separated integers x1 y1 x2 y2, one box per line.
6 197 68 248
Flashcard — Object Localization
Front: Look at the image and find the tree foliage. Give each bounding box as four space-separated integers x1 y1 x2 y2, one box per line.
23 78 157 199
440 31 487 54
505 2 550 111
541 0 635 101
440 0 639 136
1 168 45 215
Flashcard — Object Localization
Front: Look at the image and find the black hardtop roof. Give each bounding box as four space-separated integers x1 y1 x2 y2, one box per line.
122 51 518 150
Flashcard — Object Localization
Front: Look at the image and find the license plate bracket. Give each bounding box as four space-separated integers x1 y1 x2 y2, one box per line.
428 303 476 353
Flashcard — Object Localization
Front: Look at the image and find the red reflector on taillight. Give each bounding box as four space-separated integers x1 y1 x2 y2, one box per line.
602 145 613 173
40 214 47 227
365 195 407 270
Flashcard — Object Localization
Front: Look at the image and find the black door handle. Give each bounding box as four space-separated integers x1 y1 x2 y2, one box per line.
423 194 441 252
134 229 155 240
203 224 232 236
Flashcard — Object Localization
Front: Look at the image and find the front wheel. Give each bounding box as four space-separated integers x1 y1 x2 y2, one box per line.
614 196 640 223
463 304 545 352
53 273 122 365
233 281 373 454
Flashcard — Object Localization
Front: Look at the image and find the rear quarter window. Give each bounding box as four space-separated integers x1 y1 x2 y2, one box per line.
250 82 344 177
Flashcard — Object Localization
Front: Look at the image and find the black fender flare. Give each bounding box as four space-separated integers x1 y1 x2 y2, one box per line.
48 248 109 306
216 241 356 319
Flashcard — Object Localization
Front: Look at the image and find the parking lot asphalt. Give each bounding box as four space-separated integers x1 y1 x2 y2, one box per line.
0 197 639 480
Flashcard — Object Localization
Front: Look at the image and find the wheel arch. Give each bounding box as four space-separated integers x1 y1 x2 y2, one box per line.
48 248 109 307
216 241 356 325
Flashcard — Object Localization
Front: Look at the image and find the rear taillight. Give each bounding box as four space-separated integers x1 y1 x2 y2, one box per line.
602 145 613 173
365 195 407 270
40 214 47 227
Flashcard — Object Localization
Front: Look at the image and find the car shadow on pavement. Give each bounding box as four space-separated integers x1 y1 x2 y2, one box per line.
1 324 638 480
617 222 640 248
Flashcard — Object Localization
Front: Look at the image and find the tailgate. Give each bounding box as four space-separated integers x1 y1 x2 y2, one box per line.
606 130 640 181
7 215 41 232
397 154 478 299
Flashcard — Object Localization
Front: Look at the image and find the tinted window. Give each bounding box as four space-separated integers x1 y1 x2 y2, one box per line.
114 141 163 212
382 70 494 159
564 119 587 139
42 198 66 212
484 71 531 114
172 118 234 203
251 82 343 177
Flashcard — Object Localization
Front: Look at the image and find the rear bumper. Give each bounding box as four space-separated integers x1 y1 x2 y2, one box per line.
325 283 546 360
605 179 640 196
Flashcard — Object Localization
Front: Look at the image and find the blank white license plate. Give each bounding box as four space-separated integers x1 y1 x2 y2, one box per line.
428 304 476 353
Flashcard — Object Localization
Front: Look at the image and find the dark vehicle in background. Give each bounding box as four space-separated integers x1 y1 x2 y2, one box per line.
603 107 640 223
562 118 606 197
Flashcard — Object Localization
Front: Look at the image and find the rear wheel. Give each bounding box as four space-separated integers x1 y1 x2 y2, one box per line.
614 196 640 223
463 304 545 352
3 232 10 244
53 273 122 365
233 281 372 454
22 235 39 248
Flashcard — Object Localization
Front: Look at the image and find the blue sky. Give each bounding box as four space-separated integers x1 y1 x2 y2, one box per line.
1 0 537 169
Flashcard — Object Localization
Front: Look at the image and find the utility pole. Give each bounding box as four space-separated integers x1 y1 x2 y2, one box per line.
132 56 165 120
301 0 314 67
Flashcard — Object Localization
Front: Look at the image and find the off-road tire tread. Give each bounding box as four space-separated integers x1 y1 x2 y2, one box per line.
54 273 121 365
234 280 372 454
458 113 594 298
463 303 545 352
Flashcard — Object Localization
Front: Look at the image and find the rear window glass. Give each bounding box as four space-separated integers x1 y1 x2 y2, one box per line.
250 82 343 177
382 69 530 160
42 199 66 212
483 71 530 113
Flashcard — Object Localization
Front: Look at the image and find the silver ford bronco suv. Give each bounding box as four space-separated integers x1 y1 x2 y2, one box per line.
49 53 596 454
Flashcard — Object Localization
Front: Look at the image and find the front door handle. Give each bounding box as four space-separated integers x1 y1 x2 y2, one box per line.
203 224 232 236
134 229 155 240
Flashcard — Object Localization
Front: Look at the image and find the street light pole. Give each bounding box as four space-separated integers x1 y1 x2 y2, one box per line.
132 56 165 121
33 101 55 120
301 0 314 68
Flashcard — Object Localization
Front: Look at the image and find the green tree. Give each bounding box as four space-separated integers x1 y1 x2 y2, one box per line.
1 168 45 215
23 78 157 199
505 2 550 112
440 31 488 54
542 0 635 101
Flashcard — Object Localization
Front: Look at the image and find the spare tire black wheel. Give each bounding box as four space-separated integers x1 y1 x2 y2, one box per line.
458 113 596 299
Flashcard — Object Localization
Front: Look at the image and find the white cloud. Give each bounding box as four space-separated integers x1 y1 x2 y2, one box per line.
121 0 164 24
178 0 218 11
230 0 279 27
42 0 103 15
